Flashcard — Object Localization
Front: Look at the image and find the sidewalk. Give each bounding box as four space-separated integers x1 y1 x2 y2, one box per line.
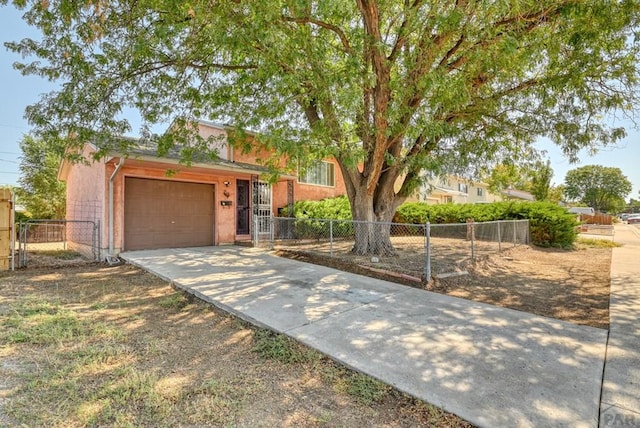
600 224 640 427
122 246 607 427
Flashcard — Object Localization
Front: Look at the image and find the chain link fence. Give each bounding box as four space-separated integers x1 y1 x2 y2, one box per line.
255 216 529 282
17 220 101 267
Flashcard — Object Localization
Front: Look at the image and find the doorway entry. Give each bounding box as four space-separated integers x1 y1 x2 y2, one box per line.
236 180 250 235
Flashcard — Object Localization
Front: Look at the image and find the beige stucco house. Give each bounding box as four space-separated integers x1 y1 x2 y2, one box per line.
413 175 501 205
501 188 535 201
59 121 346 258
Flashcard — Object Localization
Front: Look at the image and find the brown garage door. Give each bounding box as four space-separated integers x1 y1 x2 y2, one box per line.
124 178 214 250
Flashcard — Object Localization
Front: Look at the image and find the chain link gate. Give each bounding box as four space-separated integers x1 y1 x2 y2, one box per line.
17 220 100 267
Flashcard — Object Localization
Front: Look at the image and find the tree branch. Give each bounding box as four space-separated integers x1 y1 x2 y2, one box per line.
357 0 393 193
445 5 565 72
282 15 352 54
387 0 424 62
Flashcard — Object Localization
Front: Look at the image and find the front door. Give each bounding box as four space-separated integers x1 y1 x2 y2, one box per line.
253 181 273 234
236 180 250 235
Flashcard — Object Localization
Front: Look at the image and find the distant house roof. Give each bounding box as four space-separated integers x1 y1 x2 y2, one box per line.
430 186 468 197
196 119 228 129
196 119 259 137
502 188 535 201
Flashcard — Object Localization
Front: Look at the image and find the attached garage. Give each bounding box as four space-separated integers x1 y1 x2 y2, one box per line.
124 177 215 251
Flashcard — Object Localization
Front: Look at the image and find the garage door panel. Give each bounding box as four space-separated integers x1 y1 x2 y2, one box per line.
124 178 214 251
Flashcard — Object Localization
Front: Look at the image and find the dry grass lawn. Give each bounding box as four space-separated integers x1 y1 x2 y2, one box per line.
0 260 471 427
2 237 612 426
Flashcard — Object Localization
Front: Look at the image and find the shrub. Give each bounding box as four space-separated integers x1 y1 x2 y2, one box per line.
283 196 353 239
286 195 352 220
286 197 578 248
394 201 578 247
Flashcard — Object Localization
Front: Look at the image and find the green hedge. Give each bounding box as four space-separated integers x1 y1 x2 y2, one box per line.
285 195 352 220
281 195 353 239
394 201 578 248
282 196 578 248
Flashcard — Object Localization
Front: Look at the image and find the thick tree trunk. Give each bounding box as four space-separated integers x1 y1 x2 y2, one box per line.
349 185 398 257
352 220 396 256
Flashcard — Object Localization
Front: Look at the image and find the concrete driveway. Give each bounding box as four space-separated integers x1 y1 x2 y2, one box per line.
122 246 608 428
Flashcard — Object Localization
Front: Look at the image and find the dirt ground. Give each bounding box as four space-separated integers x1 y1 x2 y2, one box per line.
434 245 611 329
277 242 612 329
0 260 470 427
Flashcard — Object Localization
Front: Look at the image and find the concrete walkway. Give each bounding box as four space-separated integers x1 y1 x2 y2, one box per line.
121 246 610 427
600 224 640 427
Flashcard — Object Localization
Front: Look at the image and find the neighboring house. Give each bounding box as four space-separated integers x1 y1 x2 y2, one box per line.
567 206 596 216
58 121 346 257
414 175 501 205
501 188 535 201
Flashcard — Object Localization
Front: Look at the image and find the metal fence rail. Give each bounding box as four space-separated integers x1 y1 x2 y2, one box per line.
17 220 100 267
255 216 530 281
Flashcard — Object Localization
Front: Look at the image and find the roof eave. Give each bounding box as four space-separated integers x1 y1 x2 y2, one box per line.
121 153 297 180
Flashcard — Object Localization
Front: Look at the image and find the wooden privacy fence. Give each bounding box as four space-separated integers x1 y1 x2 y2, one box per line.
0 189 12 270
579 213 613 225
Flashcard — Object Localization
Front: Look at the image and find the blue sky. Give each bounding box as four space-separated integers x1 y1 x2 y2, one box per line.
1 4 639 199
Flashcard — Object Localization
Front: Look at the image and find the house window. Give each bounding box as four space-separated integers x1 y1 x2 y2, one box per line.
458 183 468 194
444 196 453 203
299 161 335 187
477 188 484 197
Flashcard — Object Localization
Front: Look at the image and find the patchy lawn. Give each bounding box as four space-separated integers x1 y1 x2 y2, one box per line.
0 261 471 427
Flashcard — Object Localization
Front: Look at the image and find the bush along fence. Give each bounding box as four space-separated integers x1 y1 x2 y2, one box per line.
394 201 578 248
253 216 530 282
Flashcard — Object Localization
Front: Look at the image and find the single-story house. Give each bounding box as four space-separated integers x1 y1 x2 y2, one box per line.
58 121 346 258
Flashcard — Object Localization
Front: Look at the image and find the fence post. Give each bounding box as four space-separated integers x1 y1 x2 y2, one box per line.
511 220 517 247
98 221 102 261
20 221 25 267
467 218 475 260
93 222 98 261
252 215 258 246
424 222 431 281
17 221 22 268
329 219 334 257
20 221 26 267
471 222 475 260
497 220 502 252
270 215 275 250
21 221 26 267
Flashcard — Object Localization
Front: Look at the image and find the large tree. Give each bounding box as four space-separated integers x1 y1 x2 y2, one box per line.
16 135 66 219
564 165 632 213
481 159 554 201
482 163 530 195
626 198 640 213
4 0 640 254
529 160 553 201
